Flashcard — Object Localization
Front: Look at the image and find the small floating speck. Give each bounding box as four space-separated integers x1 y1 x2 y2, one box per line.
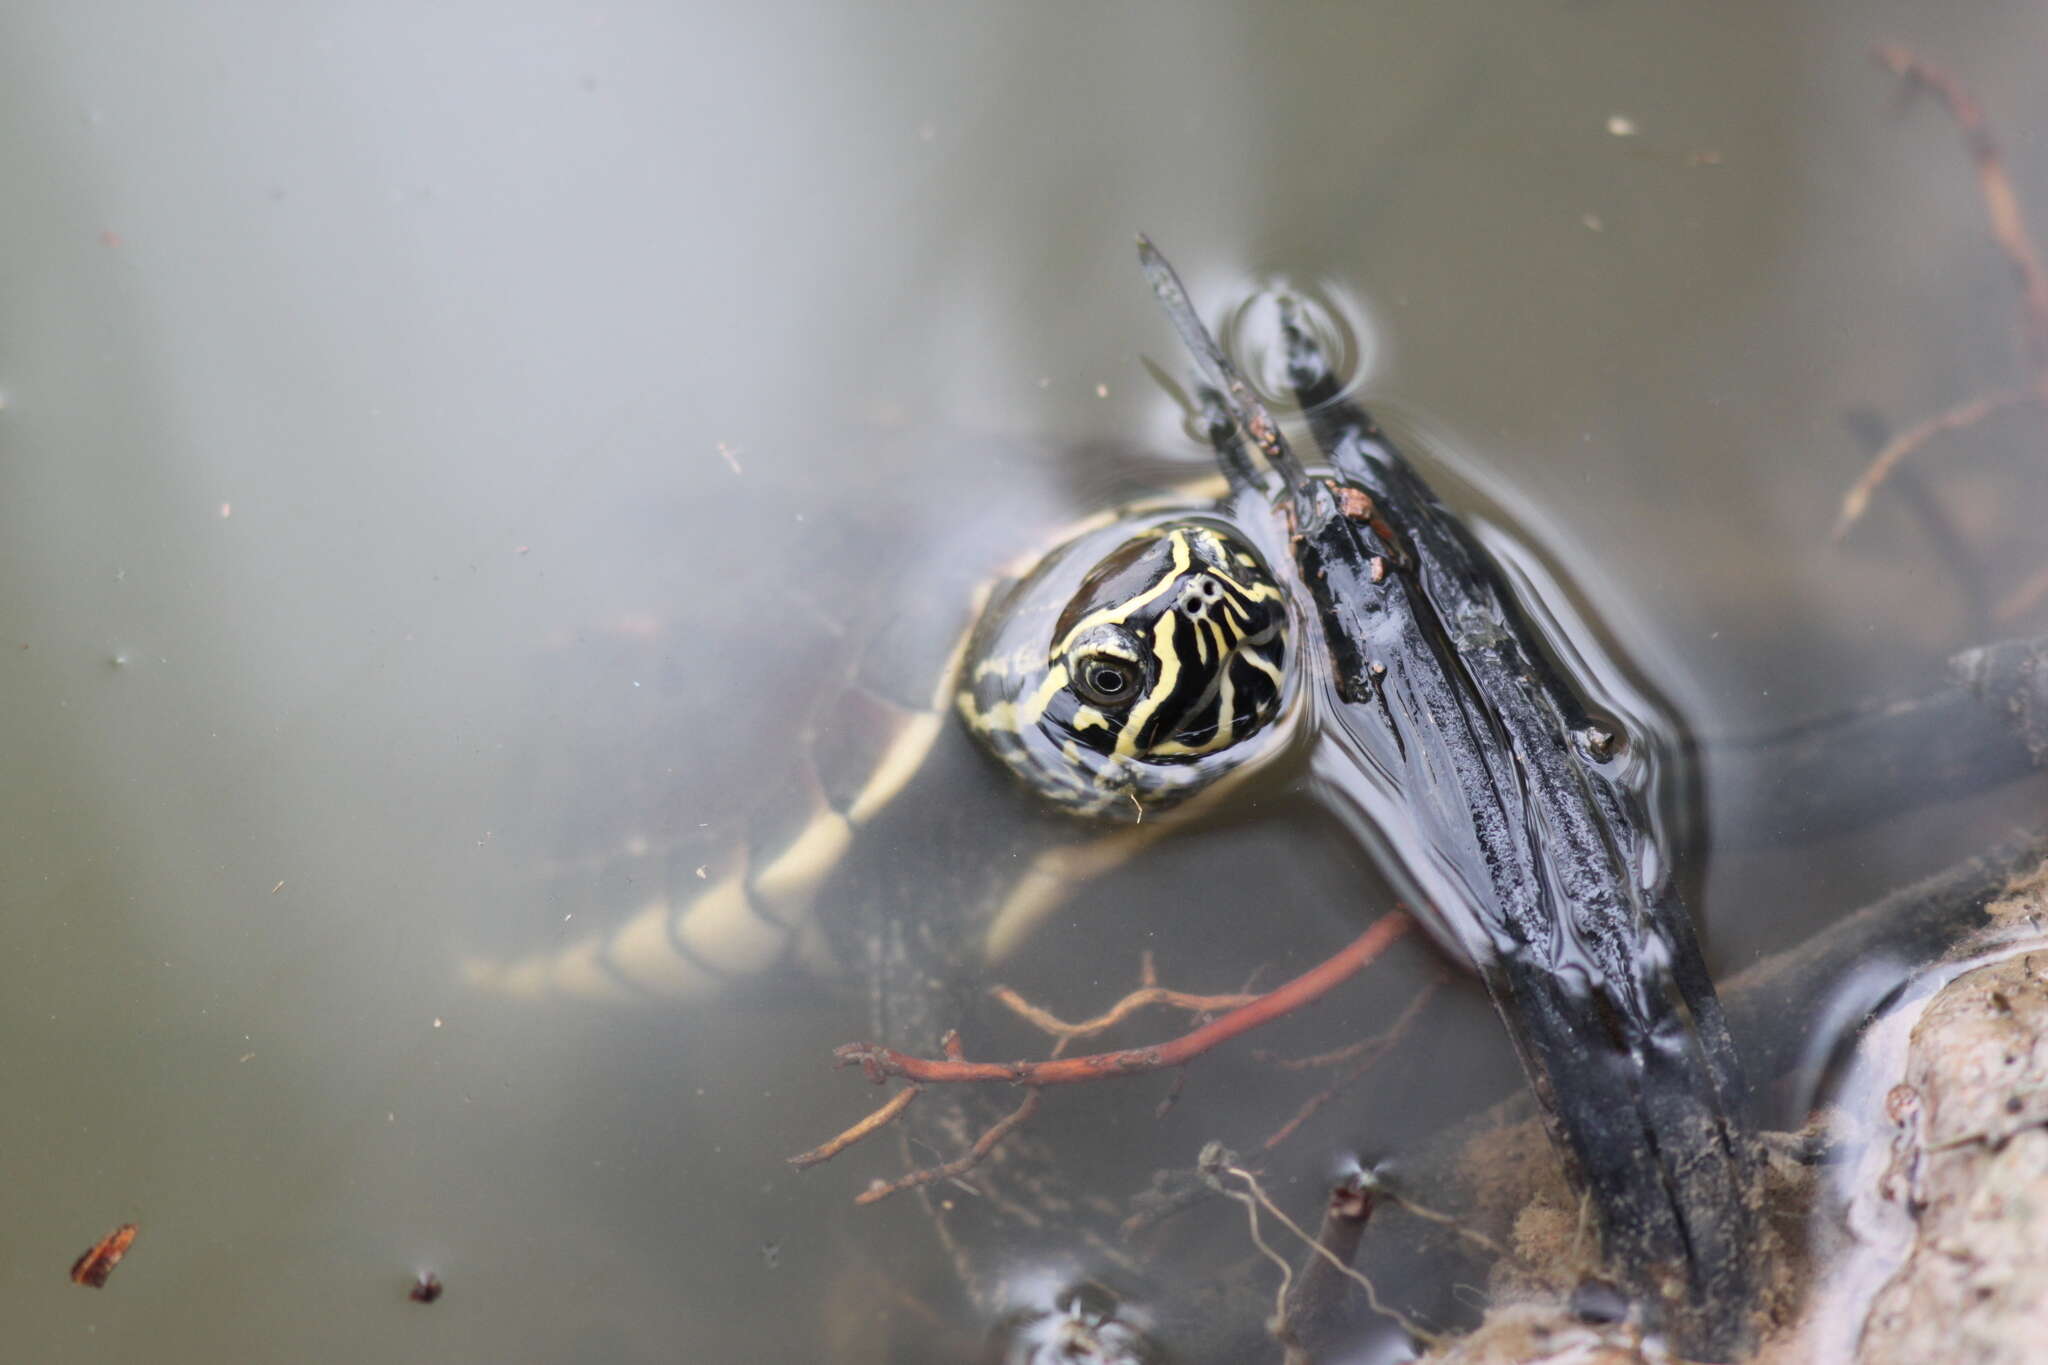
1581 213 1605 233
1606 114 1637 138
1094 383 1110 398
218 502 232 519
409 1271 443 1304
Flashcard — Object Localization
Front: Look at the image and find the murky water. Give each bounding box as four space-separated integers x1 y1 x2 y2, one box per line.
4 1 2047 1361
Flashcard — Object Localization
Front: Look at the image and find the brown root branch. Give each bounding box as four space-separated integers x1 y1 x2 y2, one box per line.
1839 46 2048 539
787 1083 922 1169
1876 44 2048 366
855 1091 1041 1206
833 913 1411 1088
1834 388 2038 542
1258 976 1444 1152
790 912 1416 1205
990 951 1262 1057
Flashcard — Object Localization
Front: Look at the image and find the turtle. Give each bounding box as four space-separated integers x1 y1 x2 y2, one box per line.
461 241 1762 1361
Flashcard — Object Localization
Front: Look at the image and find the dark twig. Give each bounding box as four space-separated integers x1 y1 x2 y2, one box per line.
1137 236 1315 505
1281 1176 1377 1365
1153 1066 1188 1119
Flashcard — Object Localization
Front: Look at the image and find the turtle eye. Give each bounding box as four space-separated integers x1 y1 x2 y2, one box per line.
1069 653 1141 708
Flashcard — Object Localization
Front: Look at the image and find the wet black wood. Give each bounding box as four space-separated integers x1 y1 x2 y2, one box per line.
1141 240 1757 1357
1279 330 1758 1359
1709 631 2048 850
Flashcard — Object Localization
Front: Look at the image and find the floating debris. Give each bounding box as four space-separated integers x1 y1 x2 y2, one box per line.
409 1271 444 1304
69 1223 137 1288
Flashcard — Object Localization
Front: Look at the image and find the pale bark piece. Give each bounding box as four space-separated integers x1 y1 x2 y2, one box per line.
1858 948 2048 1364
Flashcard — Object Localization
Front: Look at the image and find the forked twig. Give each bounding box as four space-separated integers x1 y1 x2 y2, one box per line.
1874 44 2048 365
1259 976 1444 1151
1837 45 2048 540
832 913 1412 1087
788 1084 922 1169
989 950 1261 1055
855 1091 1041 1206
791 913 1416 1205
1834 387 2038 541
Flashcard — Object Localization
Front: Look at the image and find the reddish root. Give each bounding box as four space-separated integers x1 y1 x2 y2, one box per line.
990 951 1262 1058
791 912 1417 1204
832 913 1412 1088
1840 46 2048 540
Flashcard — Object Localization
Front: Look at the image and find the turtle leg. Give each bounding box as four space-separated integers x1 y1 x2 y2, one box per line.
979 822 1181 963
460 638 967 1002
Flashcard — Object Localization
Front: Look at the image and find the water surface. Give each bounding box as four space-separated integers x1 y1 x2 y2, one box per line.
3 1 2047 1359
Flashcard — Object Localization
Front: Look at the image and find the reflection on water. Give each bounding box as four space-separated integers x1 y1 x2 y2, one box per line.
3 0 2048 1361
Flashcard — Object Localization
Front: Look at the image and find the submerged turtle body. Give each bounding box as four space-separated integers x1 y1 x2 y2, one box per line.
469 245 1763 1360
463 472 1304 1008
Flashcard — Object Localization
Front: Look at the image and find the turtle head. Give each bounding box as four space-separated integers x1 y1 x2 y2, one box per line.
958 515 1292 820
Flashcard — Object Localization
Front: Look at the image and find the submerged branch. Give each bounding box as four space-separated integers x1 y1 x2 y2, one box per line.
832 913 1412 1087
1838 46 2048 538
855 1091 1041 1206
787 1084 921 1169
